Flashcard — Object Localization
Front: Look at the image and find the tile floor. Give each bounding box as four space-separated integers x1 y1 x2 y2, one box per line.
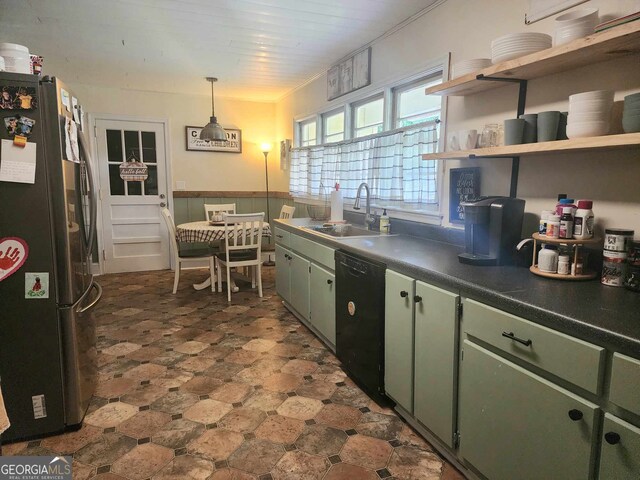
3 268 464 480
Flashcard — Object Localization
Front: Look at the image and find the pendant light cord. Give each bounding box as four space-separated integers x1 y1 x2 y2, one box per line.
211 80 215 117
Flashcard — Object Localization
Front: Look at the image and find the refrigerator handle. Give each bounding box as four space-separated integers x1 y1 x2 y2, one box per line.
78 281 102 313
78 131 98 258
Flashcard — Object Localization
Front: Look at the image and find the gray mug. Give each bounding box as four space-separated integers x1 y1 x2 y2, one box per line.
518 114 538 143
537 111 561 142
504 118 525 145
557 112 568 140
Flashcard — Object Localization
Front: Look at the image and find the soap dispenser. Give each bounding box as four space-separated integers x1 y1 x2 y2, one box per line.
380 209 390 234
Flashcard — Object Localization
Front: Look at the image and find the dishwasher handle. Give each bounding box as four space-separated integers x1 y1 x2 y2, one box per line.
339 260 367 276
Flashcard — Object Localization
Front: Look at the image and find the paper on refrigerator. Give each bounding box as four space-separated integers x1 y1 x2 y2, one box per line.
0 139 36 184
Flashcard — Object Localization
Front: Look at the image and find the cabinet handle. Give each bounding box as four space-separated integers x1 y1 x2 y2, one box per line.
276 234 283 238
501 331 532 347
414 295 422 303
568 409 583 421
604 432 621 445
400 291 408 298
327 279 333 285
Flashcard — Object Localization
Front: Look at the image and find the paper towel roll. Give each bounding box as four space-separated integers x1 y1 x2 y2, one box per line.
330 190 343 222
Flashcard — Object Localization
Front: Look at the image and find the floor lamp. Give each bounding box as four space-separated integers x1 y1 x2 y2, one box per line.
261 143 275 266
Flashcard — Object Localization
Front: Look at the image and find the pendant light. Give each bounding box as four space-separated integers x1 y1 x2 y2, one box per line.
200 77 227 142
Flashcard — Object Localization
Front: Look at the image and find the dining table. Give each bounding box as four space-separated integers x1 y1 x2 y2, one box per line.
175 220 272 291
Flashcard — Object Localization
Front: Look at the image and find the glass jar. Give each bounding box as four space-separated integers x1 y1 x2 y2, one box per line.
479 124 500 148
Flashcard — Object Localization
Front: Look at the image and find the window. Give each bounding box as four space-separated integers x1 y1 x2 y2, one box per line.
299 118 317 147
353 95 384 138
322 109 344 143
394 74 442 128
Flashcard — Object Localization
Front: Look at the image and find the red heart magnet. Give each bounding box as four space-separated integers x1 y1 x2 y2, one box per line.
0 237 29 282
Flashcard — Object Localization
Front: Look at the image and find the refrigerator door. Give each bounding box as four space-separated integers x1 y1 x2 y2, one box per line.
41 78 94 305
60 280 101 426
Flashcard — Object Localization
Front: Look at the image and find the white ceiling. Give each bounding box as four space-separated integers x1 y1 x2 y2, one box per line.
0 0 440 101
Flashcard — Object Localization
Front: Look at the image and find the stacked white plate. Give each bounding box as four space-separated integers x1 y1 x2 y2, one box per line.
491 32 552 64
554 8 598 46
452 58 492 78
567 90 613 138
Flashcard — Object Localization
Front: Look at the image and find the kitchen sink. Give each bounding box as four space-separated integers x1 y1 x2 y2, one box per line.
304 224 384 238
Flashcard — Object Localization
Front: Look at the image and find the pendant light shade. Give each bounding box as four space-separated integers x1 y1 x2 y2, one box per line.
200 77 227 142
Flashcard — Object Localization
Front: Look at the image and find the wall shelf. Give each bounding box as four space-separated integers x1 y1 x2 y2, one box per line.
425 22 640 97
421 133 640 160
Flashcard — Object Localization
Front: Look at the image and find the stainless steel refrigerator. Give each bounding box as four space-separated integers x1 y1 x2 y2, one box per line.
0 72 100 442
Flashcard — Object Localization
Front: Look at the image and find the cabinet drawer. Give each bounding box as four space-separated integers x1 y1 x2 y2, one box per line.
463 299 604 394
610 353 640 416
291 234 335 269
274 227 290 247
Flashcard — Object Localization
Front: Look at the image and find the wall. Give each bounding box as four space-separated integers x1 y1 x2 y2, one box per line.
67 83 288 193
275 0 640 236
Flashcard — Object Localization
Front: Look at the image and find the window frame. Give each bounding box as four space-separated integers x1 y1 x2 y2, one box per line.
291 54 450 223
321 107 346 144
392 71 443 129
351 93 385 139
297 116 319 147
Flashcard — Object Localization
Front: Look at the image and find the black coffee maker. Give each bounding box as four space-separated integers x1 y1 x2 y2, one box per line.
458 196 525 266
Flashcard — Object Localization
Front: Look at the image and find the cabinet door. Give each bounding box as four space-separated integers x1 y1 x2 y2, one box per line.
599 413 640 479
384 270 415 413
459 340 598 480
414 281 459 448
290 251 310 320
275 245 291 303
310 263 335 346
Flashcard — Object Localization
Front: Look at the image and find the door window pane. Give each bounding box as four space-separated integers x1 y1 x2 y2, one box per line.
106 130 123 162
108 165 125 195
127 180 142 196
300 120 317 147
124 130 140 161
323 110 344 143
354 97 383 138
145 165 158 195
141 131 157 163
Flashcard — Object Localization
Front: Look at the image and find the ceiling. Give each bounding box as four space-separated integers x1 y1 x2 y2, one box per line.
0 0 441 101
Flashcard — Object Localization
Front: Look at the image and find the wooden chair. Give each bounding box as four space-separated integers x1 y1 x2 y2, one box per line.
279 205 296 219
161 208 216 294
216 213 264 302
204 203 236 222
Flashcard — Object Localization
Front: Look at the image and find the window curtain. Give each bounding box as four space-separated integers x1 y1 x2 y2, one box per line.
289 123 439 206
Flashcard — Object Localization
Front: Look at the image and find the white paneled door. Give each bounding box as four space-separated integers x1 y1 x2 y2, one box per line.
95 119 170 273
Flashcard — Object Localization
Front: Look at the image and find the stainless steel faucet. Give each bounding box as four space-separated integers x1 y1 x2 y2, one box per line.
354 182 375 229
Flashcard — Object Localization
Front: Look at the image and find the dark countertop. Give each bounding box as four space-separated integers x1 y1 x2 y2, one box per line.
275 218 640 358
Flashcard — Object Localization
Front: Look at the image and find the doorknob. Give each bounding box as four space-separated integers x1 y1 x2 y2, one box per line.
159 194 166 199
160 202 166 207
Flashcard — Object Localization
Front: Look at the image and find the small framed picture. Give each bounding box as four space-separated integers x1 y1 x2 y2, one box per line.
185 126 242 153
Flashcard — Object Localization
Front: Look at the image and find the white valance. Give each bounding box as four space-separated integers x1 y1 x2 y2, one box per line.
289 123 439 206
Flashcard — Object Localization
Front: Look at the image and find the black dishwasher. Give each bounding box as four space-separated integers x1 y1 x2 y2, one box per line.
335 250 389 406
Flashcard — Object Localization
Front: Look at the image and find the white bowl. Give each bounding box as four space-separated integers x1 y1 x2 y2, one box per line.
566 121 610 138
569 101 613 113
569 90 614 102
452 58 492 78
555 8 599 24
492 48 549 63
491 32 552 46
568 112 609 122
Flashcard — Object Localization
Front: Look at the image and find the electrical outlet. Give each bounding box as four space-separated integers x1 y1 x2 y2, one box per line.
176 180 186 190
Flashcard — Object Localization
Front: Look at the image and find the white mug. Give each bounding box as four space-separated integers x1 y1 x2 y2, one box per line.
459 129 478 150
446 132 460 152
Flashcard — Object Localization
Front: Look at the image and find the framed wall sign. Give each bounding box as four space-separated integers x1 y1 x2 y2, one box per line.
185 126 242 153
327 47 371 101
449 167 480 224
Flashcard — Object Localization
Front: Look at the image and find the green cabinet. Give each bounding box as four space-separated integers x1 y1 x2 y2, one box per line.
289 250 310 320
459 340 598 480
275 245 291 304
598 413 640 479
310 263 335 345
414 281 459 448
384 270 415 413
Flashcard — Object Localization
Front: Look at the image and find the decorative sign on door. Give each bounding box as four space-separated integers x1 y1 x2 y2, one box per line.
449 167 480 224
185 126 242 153
119 155 148 181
